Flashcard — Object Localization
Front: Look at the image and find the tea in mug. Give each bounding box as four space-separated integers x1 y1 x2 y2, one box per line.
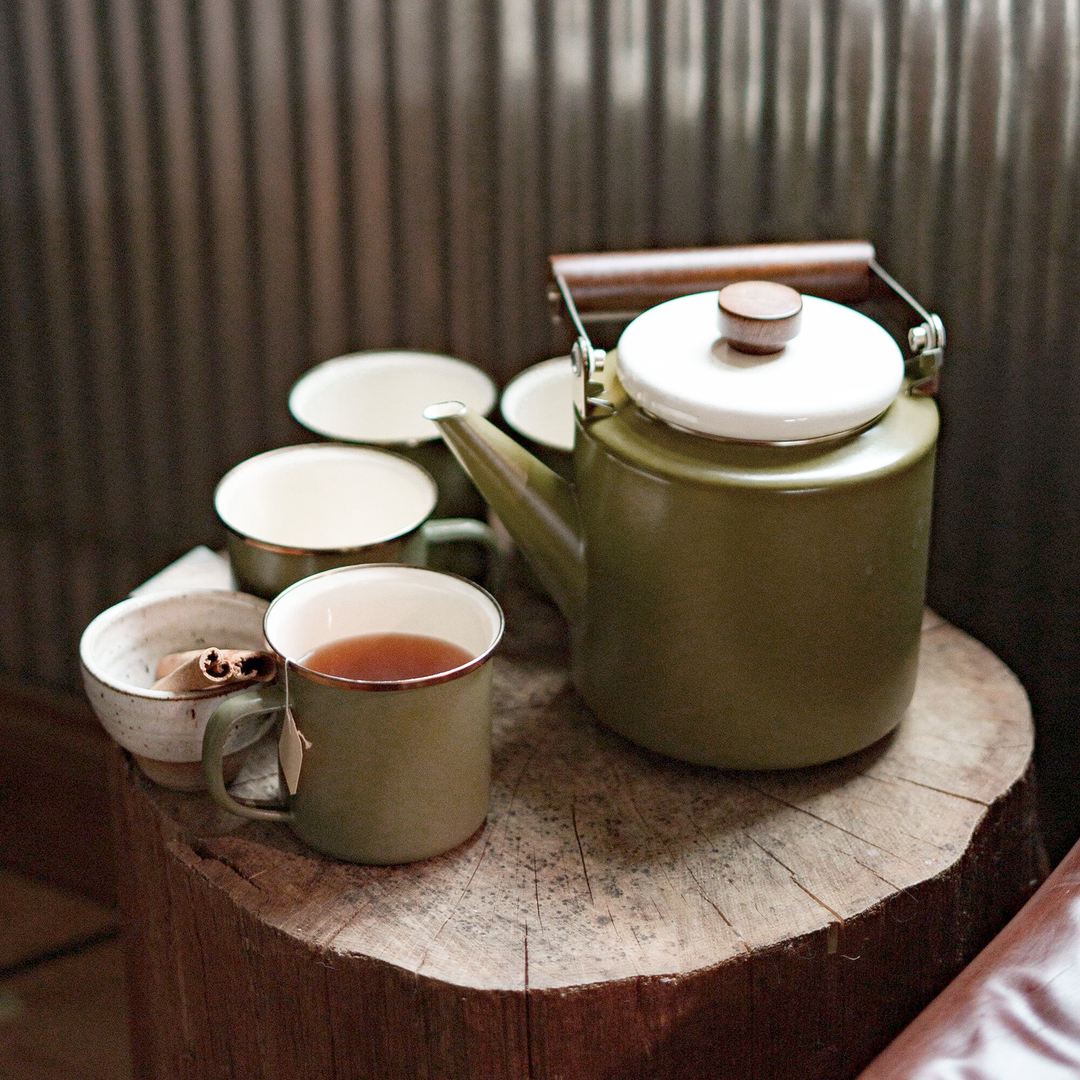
301 633 474 682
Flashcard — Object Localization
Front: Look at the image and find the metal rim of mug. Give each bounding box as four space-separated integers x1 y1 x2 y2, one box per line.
264 563 506 692
214 443 439 553
227 530 411 559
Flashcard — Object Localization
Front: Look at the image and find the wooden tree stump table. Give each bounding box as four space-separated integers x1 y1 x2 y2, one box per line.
110 577 1045 1080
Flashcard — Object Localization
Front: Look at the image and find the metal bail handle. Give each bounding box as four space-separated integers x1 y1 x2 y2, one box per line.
549 241 946 415
869 259 946 395
554 273 615 421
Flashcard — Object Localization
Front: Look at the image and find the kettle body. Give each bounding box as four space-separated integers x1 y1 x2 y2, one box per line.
568 366 937 767
426 241 943 769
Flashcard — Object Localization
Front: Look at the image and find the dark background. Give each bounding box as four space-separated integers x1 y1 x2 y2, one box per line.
2 0 1078 859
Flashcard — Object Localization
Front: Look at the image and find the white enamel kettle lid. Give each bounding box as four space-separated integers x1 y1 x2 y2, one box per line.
616 283 905 442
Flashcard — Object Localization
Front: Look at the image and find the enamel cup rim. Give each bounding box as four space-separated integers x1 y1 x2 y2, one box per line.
214 443 439 554
265 563 505 691
289 349 498 447
499 355 575 452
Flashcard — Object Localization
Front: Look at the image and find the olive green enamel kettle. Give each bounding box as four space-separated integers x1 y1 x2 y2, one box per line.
425 241 945 769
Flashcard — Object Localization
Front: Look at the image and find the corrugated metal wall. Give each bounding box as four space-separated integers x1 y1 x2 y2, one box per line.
3 1 1080 846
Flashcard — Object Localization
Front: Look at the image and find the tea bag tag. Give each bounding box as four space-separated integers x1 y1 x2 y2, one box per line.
278 707 310 796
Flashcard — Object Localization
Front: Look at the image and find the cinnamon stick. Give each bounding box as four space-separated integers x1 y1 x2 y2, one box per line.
152 648 277 692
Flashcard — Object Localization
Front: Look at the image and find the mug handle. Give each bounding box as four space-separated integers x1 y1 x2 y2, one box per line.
407 518 504 590
202 685 294 823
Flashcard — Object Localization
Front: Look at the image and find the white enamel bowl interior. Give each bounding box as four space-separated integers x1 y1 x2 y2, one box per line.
214 444 437 551
290 350 498 445
500 356 575 451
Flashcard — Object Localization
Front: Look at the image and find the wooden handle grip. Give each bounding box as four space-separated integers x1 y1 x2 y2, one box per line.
549 240 875 315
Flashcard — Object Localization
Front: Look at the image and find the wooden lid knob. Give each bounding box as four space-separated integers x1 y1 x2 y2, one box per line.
718 281 803 354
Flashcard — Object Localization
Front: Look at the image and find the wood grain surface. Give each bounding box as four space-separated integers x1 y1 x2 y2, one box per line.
111 580 1046 1080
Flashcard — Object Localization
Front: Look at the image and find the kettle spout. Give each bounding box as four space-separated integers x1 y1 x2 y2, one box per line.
423 401 585 620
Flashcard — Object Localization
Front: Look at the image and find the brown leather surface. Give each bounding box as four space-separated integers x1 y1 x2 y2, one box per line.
858 839 1080 1079
548 240 875 315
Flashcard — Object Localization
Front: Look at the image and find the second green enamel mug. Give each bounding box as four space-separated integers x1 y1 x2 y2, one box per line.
214 443 499 599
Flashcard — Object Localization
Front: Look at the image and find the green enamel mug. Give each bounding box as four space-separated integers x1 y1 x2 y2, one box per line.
201 563 505 864
214 443 500 600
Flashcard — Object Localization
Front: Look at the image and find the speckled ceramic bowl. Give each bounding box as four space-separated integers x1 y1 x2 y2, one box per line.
80 590 273 790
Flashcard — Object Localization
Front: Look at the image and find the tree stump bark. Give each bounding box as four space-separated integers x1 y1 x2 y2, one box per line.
110 579 1046 1080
